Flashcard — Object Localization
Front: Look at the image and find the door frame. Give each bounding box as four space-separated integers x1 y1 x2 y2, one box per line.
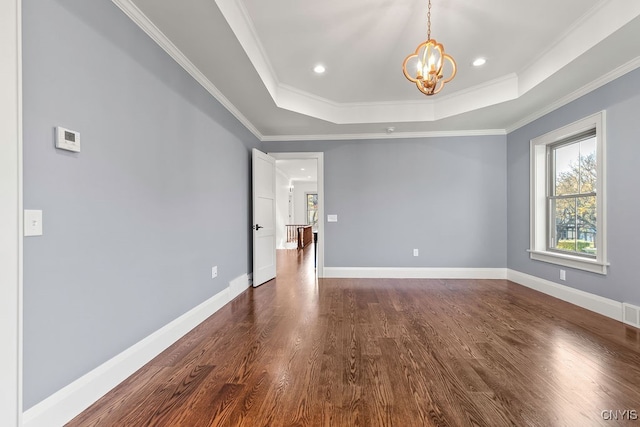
269 152 324 278
1 0 23 425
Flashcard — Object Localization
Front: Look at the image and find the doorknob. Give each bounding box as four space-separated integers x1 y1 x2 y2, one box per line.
254 224 264 231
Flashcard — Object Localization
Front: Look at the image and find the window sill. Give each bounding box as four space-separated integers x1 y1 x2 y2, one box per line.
527 250 608 275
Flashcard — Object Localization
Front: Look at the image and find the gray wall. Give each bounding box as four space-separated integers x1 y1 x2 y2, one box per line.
507 67 640 305
264 137 508 268
23 0 258 408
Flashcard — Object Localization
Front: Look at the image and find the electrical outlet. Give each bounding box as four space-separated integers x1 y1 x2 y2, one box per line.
212 266 218 278
560 269 566 281
413 249 419 257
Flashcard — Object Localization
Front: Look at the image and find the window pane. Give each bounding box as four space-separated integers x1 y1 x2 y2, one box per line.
578 137 596 194
553 137 597 196
554 143 580 196
552 197 577 251
577 195 596 256
306 193 318 226
550 196 596 256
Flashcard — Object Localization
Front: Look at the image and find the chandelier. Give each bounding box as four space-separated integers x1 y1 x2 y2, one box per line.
402 0 456 96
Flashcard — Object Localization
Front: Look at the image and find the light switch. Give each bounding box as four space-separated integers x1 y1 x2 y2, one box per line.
24 210 43 236
327 214 338 222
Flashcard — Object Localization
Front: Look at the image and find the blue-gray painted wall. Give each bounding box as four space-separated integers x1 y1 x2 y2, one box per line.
263 137 508 268
22 0 258 408
506 67 640 306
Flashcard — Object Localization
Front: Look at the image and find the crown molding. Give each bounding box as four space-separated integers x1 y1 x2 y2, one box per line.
261 128 507 142
214 0 640 126
113 0 640 142
111 0 510 142
517 0 640 96
111 0 264 141
213 0 279 97
274 74 519 124
214 0 523 124
506 56 640 133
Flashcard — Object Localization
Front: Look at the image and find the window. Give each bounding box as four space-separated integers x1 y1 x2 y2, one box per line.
549 132 597 256
306 193 318 227
530 111 608 274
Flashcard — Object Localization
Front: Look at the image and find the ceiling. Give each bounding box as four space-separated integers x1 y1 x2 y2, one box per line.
276 159 318 183
115 0 640 141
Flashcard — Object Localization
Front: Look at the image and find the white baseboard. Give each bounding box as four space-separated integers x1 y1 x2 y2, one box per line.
23 273 250 427
323 267 507 279
507 269 622 321
229 273 250 300
323 267 622 322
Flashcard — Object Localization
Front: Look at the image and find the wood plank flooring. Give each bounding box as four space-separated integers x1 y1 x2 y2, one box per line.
67 248 640 426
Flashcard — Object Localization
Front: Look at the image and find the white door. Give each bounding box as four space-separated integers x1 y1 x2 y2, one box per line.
252 149 276 287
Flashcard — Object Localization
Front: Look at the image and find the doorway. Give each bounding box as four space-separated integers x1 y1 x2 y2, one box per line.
268 152 324 278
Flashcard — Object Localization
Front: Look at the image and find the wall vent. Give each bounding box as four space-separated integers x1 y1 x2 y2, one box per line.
622 303 640 328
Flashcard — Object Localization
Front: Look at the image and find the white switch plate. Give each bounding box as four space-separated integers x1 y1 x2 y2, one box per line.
212 266 218 278
560 269 566 281
413 249 419 257
327 214 338 222
24 210 43 236
55 126 81 152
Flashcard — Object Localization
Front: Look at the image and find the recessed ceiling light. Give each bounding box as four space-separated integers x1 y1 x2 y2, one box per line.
300 168 305 171
472 58 487 67
313 64 326 74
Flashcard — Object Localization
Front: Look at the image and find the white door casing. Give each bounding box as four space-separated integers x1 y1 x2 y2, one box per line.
252 149 277 287
0 0 22 425
269 152 324 278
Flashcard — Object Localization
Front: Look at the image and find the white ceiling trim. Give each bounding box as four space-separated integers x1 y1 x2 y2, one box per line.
517 0 640 95
113 0 640 142
274 74 519 124
111 0 264 141
507 56 640 133
112 0 513 141
270 55 640 141
261 129 507 142
213 0 279 98
216 0 521 124
215 0 640 126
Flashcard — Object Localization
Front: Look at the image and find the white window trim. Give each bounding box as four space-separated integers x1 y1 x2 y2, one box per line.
529 111 608 275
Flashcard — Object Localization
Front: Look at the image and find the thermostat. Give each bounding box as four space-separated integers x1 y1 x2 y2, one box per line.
55 127 81 152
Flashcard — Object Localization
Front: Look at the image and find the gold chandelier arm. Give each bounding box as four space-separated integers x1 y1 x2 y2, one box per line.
402 54 419 83
441 54 457 84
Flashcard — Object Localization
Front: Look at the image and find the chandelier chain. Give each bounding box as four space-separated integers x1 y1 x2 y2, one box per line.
427 0 432 41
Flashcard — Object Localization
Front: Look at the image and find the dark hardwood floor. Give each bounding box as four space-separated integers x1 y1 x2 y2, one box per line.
68 247 640 426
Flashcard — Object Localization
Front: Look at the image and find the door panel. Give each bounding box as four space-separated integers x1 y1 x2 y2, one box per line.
252 149 276 286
